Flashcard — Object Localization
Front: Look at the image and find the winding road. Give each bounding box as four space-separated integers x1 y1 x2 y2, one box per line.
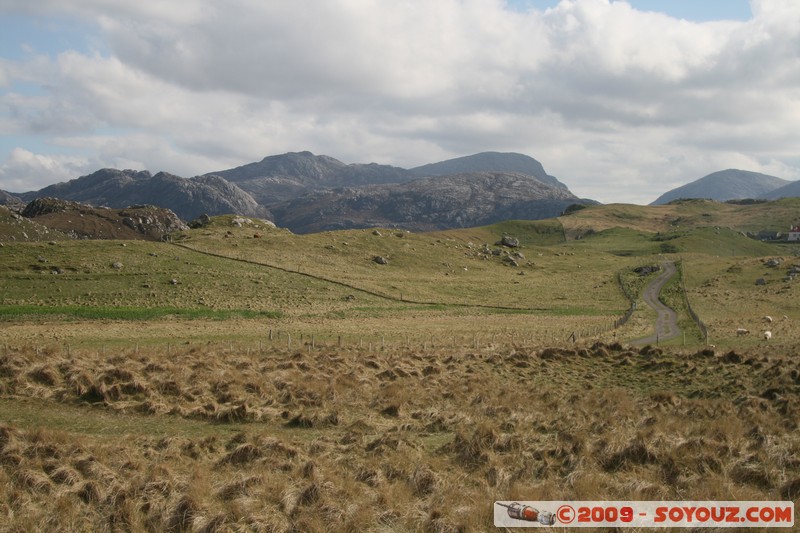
630 261 681 345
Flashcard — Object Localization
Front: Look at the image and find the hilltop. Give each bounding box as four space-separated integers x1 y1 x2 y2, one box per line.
651 169 789 205
18 169 267 222
10 197 188 241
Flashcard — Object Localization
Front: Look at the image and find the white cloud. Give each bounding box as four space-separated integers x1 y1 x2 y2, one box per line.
0 147 92 191
0 0 798 204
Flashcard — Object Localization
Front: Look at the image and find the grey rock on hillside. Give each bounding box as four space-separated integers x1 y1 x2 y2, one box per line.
206 151 412 204
270 171 593 233
0 190 22 205
410 152 569 190
651 169 789 205
21 197 188 240
20 169 267 221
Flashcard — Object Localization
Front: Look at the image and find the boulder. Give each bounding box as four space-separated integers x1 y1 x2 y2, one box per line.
500 235 520 248
189 213 212 228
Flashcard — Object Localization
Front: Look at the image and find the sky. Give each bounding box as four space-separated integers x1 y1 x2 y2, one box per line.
0 0 798 205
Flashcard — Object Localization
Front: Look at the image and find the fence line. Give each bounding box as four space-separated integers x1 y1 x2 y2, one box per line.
677 259 709 342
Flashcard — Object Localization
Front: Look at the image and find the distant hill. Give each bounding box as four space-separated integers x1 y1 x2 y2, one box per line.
758 180 800 200
0 190 22 205
270 171 592 233
19 169 267 221
410 152 568 190
651 169 789 205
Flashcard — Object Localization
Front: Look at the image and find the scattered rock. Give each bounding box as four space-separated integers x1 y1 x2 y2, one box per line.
372 230 382 236
500 235 520 248
634 265 660 276
189 214 212 228
170 278 179 285
111 262 123 269
373 256 389 265
755 278 766 286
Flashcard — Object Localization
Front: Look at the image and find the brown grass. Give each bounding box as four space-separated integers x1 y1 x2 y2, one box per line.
0 340 798 530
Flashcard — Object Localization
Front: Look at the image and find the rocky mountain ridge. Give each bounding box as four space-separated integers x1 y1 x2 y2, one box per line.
271 171 587 233
18 169 267 222
10 151 591 233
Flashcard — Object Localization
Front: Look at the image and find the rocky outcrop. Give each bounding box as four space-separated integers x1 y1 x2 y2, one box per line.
21 198 187 241
0 190 23 206
206 151 413 204
20 169 267 222
270 171 594 233
410 151 568 190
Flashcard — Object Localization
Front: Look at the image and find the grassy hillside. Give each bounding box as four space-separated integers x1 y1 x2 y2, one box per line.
0 205 70 242
5 200 800 349
2 203 800 530
559 198 800 238
174 216 630 315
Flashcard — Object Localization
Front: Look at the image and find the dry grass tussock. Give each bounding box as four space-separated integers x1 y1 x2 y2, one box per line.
0 341 798 530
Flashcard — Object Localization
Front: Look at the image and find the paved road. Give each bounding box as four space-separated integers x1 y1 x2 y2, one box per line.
630 261 680 345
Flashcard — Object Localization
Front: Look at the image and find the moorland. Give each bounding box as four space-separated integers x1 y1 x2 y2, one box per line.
1 198 799 531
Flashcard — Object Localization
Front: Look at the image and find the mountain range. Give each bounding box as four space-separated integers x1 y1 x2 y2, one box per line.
2 151 798 234
2 152 592 233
